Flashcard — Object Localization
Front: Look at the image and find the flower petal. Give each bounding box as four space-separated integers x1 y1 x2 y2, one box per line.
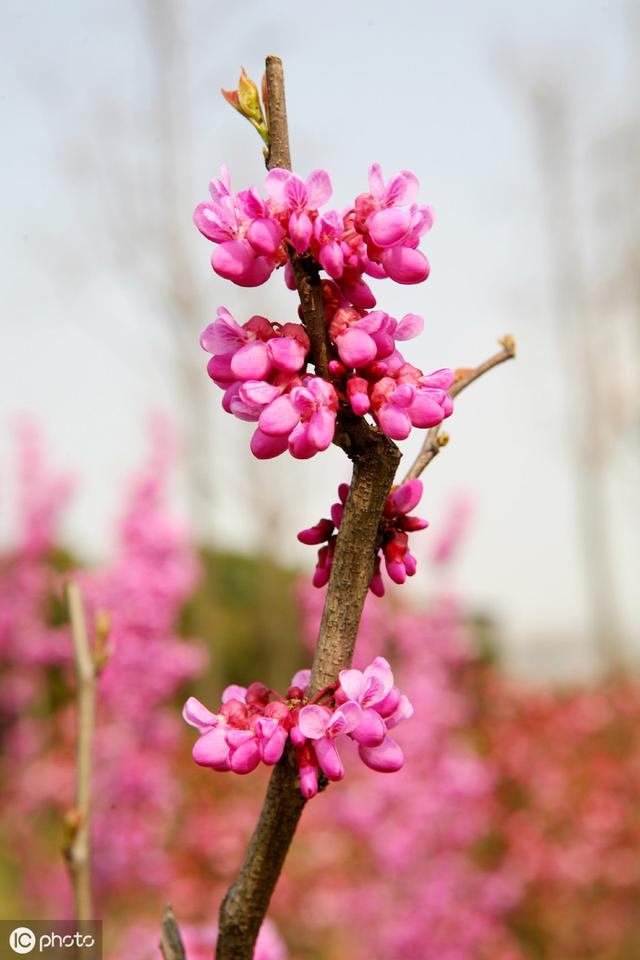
315 737 344 781
258 395 299 437
183 696 219 732
358 735 404 772
298 704 330 740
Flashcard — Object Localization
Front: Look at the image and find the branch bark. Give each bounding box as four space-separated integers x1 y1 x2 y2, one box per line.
402 336 516 483
215 56 401 960
63 581 96 928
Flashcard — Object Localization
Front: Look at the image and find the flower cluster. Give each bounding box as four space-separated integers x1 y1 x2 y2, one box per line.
298 478 428 595
195 164 454 459
200 307 338 459
194 164 433 303
183 657 412 798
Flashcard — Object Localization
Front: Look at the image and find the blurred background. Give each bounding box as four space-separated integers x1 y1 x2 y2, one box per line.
1 1 640 958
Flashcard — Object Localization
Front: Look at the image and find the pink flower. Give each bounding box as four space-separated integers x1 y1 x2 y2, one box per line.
337 656 394 747
251 376 338 460
201 308 309 385
265 168 332 254
298 700 363 781
193 168 279 287
313 210 345 278
182 697 231 771
370 366 454 439
298 479 428 594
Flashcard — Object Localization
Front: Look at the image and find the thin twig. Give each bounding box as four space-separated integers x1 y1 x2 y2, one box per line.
159 907 186 960
63 581 96 928
215 57 401 960
402 336 516 483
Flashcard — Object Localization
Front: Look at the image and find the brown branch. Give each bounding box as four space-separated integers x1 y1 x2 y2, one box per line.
63 581 96 928
215 56 401 960
402 335 516 483
160 907 186 960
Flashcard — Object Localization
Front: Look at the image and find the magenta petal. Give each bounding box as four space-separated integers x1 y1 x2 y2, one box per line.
408 394 446 428
289 211 312 253
386 557 407 584
258 395 299 437
315 737 344 781
389 479 423 516
340 277 377 309
423 367 455 390
395 312 424 341
210 240 255 282
290 668 311 692
246 217 284 256
363 657 394 702
239 380 281 406
229 738 261 774
358 735 404 772
192 728 229 769
319 241 344 279
221 684 247 704
207 353 234 386
262 726 288 765
298 704 331 740
230 341 271 381
329 700 363 735
267 337 307 373
338 669 366 702
299 764 318 798
307 408 335 451
368 207 411 247
382 171 411 206
306 169 332 208
264 168 289 205
288 427 318 460
337 328 378 368
386 694 414 729
377 404 412 440
381 246 430 284
200 310 243 353
183 696 219 732
250 428 289 460
350 708 386 747
234 256 274 287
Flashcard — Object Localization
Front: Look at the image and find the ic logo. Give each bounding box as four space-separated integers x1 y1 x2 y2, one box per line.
9 928 36 955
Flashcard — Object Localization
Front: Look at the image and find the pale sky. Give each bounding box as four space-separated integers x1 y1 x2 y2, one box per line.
1 0 638 674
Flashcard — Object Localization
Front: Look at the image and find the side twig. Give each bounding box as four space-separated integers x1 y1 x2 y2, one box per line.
160 907 186 960
215 56 401 960
63 581 96 928
402 335 516 483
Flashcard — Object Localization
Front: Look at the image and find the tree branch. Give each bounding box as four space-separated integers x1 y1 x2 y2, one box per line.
215 56 401 960
160 907 186 960
402 335 516 483
63 581 96 928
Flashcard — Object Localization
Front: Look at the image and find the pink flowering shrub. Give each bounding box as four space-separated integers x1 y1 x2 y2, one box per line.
0 423 204 912
2 430 640 958
194 165 453 460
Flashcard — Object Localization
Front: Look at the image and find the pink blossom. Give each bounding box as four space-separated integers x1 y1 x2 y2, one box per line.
299 479 428 594
252 376 338 460
298 701 363 781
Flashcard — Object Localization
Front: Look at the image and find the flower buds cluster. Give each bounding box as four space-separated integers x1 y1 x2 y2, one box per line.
201 307 337 459
298 478 428 595
195 162 454 460
194 164 433 304
183 658 412 798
